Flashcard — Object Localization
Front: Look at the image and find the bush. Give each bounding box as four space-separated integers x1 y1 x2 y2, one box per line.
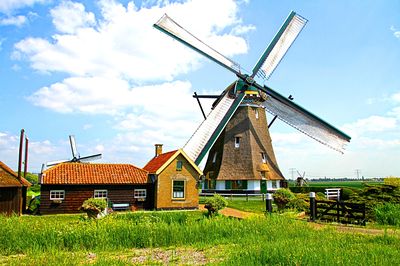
287 198 308 212
204 194 228 217
374 203 400 226
384 177 400 187
341 188 356 201
80 198 107 219
273 189 295 211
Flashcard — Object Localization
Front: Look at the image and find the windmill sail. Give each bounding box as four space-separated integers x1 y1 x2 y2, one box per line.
154 14 243 76
184 85 245 165
79 154 102 162
261 85 351 153
251 11 307 80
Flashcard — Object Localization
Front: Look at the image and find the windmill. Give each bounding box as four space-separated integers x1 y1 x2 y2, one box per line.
45 135 102 168
296 171 308 187
154 11 351 192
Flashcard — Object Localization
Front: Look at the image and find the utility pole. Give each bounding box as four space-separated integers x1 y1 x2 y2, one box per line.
289 168 296 180
355 169 361 180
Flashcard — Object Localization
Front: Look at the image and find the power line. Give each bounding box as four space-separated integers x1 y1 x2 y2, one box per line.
289 168 296 180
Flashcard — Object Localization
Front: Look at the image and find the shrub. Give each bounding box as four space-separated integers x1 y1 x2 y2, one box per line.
341 188 356 201
374 203 400 226
204 194 228 217
384 177 400 187
287 198 308 212
273 188 295 211
80 198 107 219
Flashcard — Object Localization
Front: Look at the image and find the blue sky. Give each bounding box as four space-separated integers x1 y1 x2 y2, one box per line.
1 0 399 179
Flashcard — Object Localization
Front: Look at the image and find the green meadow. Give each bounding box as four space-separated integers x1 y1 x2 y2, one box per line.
1 211 399 265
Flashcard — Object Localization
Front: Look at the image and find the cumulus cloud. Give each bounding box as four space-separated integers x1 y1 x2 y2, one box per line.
0 0 47 14
0 15 26 26
50 1 96 34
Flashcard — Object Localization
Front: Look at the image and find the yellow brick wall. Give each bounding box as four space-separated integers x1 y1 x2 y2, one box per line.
155 154 199 209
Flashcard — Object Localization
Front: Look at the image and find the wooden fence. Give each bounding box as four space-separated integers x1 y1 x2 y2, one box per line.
310 196 366 225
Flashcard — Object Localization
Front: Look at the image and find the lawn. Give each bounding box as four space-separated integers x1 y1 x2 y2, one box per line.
291 180 384 189
1 211 399 265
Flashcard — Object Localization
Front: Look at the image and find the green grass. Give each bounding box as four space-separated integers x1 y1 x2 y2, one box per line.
301 181 383 189
1 211 400 265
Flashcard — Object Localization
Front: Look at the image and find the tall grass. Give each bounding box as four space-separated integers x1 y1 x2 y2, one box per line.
1 211 400 265
374 203 400 226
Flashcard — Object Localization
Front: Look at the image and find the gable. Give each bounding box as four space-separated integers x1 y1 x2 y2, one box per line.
0 161 31 187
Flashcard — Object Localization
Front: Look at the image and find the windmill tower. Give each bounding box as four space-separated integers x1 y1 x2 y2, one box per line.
154 11 351 193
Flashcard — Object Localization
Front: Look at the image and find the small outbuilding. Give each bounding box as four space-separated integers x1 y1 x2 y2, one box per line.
0 161 31 215
144 144 203 210
40 163 152 214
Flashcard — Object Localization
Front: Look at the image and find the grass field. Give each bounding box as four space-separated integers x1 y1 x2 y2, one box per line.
1 211 399 265
290 180 384 189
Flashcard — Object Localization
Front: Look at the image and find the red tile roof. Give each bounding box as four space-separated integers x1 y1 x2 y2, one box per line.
143 150 178 174
42 163 149 185
0 161 31 187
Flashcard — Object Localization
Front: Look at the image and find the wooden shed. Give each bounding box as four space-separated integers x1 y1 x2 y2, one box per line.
144 145 202 210
40 162 153 214
0 161 31 215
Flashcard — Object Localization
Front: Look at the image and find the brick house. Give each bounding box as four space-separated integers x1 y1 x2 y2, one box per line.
40 163 152 214
0 161 31 215
144 145 202 210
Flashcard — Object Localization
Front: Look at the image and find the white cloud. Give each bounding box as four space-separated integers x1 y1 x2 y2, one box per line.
14 0 249 81
342 115 397 137
390 25 400 39
0 0 47 14
0 15 26 27
50 1 96 34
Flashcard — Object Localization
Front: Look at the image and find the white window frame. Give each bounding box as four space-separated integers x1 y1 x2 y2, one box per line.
94 189 108 199
134 189 147 199
261 152 266 163
234 137 240 148
172 180 185 199
272 181 278 189
50 190 65 200
212 152 217 163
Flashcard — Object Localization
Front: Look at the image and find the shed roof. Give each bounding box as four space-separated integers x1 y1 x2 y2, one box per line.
0 161 31 187
41 162 149 185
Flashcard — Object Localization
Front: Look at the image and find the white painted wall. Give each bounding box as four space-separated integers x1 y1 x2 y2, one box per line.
247 180 261 191
216 180 225 190
267 180 280 190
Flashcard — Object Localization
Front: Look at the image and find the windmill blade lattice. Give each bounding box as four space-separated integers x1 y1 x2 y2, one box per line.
183 83 245 164
260 85 350 153
154 14 243 76
251 11 308 80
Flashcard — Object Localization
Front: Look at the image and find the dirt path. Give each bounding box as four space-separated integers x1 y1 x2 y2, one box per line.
199 204 254 219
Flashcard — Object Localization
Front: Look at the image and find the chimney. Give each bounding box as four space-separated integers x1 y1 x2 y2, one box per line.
155 144 163 157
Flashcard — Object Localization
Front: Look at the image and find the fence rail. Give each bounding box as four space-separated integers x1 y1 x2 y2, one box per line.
310 196 366 225
200 193 267 201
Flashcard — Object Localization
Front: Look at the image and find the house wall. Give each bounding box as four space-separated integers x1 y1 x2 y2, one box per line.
155 154 199 209
216 181 225 190
266 180 280 191
247 180 261 191
0 187 22 216
40 184 153 215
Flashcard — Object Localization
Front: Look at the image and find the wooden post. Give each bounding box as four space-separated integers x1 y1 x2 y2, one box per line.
246 193 248 202
336 200 340 222
309 192 316 221
262 193 265 202
266 193 273 213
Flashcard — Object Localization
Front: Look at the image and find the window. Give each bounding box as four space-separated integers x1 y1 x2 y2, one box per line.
173 180 185 199
261 152 266 163
94 190 108 199
134 189 147 199
212 152 217 163
272 181 277 189
176 161 183 171
255 109 259 119
234 137 240 148
50 190 65 200
225 180 247 190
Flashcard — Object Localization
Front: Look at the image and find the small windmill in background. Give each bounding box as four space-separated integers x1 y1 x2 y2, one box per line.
296 171 308 187
43 135 102 170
